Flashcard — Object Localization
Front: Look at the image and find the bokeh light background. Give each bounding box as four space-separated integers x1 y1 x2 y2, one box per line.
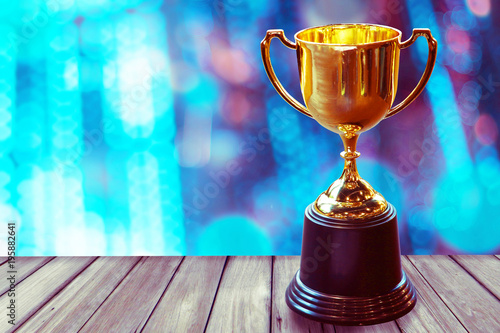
0 0 499 255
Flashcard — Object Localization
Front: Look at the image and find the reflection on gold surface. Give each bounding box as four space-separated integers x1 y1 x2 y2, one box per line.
295 24 400 45
296 24 400 135
261 24 437 219
315 130 388 219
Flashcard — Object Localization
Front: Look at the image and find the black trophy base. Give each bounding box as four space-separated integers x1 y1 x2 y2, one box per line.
285 203 416 326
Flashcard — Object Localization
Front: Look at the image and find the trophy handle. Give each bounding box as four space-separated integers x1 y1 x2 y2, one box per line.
385 29 438 119
261 29 313 118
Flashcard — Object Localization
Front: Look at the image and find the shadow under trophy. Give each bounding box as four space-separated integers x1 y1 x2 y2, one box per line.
261 24 437 325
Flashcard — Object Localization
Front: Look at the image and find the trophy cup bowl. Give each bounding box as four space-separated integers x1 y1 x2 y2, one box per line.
261 24 437 325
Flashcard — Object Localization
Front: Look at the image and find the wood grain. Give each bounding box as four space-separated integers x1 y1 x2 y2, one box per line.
408 255 500 332
205 256 272 333
15 256 141 333
5 255 500 332
451 255 500 299
0 257 53 296
142 256 226 333
397 256 467 333
335 322 401 333
78 256 182 333
0 256 96 333
271 256 330 333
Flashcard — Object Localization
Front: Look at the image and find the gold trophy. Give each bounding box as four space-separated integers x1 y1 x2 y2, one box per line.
261 24 437 325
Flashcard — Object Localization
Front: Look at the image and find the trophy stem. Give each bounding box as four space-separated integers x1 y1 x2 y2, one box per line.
340 132 359 158
314 131 388 219
339 133 361 183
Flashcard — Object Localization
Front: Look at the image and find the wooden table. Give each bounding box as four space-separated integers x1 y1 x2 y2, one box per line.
1 256 499 332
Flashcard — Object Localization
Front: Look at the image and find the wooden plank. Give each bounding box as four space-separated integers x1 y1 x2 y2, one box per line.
205 256 272 333
451 255 500 299
271 256 330 332
323 323 335 333
0 257 54 296
0 256 96 333
396 256 467 333
79 256 182 333
408 255 500 332
142 256 226 333
335 322 401 333
15 256 141 333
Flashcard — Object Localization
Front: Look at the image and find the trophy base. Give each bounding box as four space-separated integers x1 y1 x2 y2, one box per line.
286 270 416 326
285 203 416 326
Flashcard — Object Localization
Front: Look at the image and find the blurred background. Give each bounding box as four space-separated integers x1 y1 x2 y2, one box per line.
0 0 498 255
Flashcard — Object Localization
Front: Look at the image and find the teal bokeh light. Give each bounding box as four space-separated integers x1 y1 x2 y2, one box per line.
1 0 499 255
197 215 272 255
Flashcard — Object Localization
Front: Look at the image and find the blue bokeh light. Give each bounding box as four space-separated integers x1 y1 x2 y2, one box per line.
1 0 499 255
